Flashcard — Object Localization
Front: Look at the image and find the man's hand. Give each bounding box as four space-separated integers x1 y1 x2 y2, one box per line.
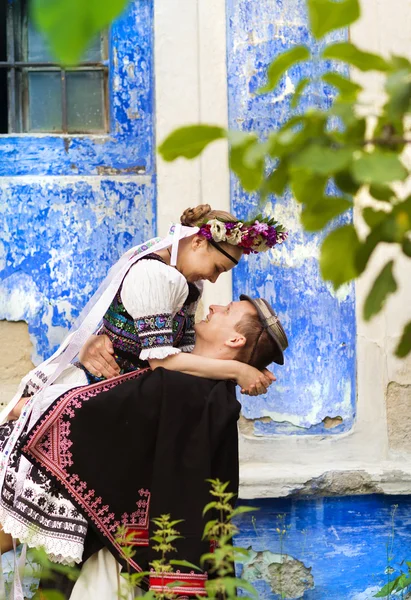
79 335 120 379
237 366 276 397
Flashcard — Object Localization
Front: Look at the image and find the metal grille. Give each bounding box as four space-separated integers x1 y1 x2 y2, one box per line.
0 0 109 134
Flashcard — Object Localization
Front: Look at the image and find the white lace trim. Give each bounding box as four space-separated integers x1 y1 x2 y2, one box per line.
139 346 181 361
180 344 195 353
0 504 83 565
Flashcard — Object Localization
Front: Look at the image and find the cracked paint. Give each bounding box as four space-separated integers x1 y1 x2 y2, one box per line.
242 548 314 599
0 0 155 363
0 0 154 177
0 177 155 362
227 0 356 435
234 495 411 599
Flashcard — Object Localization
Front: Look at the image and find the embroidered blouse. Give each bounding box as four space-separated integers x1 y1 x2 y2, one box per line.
80 255 200 382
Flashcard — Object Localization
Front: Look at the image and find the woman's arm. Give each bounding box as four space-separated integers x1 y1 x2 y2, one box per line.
149 353 274 396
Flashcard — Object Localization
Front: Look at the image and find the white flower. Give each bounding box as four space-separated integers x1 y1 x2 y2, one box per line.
208 219 227 242
226 226 243 245
254 238 270 252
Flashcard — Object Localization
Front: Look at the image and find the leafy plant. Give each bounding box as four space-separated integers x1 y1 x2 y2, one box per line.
373 504 411 598
157 0 411 359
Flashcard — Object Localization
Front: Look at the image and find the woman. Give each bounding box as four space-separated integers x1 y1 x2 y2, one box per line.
0 204 287 570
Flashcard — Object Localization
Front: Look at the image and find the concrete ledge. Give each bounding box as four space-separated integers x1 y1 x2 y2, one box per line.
239 462 411 499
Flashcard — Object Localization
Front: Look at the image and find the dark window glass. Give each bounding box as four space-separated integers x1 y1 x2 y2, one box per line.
0 0 109 134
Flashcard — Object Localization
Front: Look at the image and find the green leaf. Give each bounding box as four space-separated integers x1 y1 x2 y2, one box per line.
290 170 327 204
203 501 218 516
385 69 411 121
230 137 265 191
396 322 411 358
355 229 383 273
230 506 258 518
402 236 411 257
263 161 289 196
334 171 361 195
158 125 226 161
291 145 353 176
322 72 362 101
169 560 203 572
307 0 360 39
323 42 391 72
320 224 361 288
362 207 388 229
352 151 408 185
374 578 401 597
363 260 397 321
33 591 66 600
31 0 128 65
258 46 310 94
369 184 395 201
301 196 352 231
291 78 310 108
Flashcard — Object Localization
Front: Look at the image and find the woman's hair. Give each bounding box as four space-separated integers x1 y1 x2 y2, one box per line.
180 204 238 227
234 314 277 370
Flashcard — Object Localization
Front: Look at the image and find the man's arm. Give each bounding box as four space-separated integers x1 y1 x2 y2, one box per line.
149 353 274 396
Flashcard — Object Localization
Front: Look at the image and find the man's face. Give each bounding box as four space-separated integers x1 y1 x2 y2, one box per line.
195 300 258 347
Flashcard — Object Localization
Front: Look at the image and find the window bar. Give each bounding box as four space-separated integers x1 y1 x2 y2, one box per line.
61 67 67 133
6 2 16 132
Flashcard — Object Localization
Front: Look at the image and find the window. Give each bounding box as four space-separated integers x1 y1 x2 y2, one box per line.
0 0 109 134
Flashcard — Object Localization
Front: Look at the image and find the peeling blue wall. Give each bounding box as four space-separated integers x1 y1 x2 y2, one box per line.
227 0 356 435
235 495 411 599
0 0 156 361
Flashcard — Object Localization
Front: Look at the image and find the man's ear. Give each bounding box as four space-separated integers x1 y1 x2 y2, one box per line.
224 334 247 350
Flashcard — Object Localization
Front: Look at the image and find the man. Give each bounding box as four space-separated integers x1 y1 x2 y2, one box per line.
20 296 288 599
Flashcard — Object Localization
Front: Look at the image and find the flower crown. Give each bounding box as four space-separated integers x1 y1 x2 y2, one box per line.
198 214 288 254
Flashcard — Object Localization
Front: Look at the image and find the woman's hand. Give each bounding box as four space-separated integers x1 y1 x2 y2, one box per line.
78 335 120 379
236 366 276 396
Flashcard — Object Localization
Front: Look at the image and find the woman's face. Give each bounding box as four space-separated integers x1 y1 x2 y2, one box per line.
178 236 243 283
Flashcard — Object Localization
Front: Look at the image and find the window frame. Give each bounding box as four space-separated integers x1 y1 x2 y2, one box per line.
0 0 154 178
0 0 109 134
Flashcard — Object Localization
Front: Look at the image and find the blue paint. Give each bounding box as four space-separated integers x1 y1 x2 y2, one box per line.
235 495 411 599
0 179 155 361
227 0 356 434
0 0 154 176
0 0 156 362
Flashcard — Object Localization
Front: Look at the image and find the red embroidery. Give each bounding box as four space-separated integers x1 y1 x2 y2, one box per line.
120 488 151 546
22 369 150 575
149 570 207 596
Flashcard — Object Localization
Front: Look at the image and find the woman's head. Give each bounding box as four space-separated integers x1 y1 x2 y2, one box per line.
177 204 243 283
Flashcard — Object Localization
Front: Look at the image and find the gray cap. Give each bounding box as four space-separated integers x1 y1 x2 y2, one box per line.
240 294 289 365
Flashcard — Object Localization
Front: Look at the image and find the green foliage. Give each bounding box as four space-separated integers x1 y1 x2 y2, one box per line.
159 1 411 357
31 0 411 357
322 42 390 71
158 125 226 161
307 0 360 39
351 151 408 185
363 261 397 320
322 72 362 102
396 321 411 358
31 0 128 65
258 46 310 94
320 224 360 288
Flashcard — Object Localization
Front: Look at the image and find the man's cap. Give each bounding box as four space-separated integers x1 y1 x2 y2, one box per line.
240 294 288 365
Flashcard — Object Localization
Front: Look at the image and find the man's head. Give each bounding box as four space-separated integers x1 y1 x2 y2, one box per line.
193 297 288 369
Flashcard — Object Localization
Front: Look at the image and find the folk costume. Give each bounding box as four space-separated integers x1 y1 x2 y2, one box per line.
0 225 206 596
0 215 287 599
20 367 241 597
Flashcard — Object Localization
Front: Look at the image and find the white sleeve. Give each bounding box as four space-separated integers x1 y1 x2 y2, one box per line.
120 259 188 360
